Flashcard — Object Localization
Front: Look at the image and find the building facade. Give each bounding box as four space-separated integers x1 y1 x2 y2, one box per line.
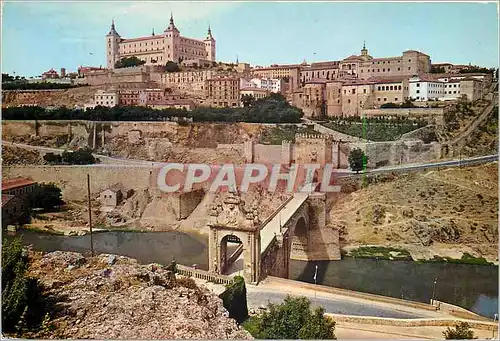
240 88 270 101
106 15 216 69
409 76 446 101
94 89 119 107
206 77 240 107
339 44 431 79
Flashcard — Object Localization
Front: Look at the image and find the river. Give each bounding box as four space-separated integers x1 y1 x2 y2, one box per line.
5 229 498 318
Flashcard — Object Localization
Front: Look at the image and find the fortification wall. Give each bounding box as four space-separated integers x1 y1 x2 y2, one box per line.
254 144 282 164
1 120 37 136
362 108 444 126
2 165 153 200
348 140 441 168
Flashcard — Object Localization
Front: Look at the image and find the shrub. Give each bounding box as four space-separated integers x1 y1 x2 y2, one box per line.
243 295 336 339
2 238 47 335
176 276 197 289
29 183 64 210
219 276 248 324
443 322 476 339
348 148 368 173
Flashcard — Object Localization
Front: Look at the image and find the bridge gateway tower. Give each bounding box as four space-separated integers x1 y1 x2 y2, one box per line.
208 190 261 284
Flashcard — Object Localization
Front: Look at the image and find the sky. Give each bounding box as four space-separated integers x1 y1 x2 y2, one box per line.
1 1 499 77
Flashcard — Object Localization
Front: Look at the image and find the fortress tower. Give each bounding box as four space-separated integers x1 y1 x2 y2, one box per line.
105 15 216 69
106 19 121 69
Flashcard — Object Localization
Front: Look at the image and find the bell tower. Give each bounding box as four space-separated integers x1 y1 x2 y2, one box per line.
106 19 121 69
204 25 216 62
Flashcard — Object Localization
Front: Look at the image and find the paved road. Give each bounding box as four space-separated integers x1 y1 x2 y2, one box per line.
4 140 496 174
334 154 498 178
245 286 425 319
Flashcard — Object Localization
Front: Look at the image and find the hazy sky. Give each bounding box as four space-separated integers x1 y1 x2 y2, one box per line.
2 1 498 77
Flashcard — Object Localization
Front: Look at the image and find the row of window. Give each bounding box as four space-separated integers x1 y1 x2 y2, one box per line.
5 186 35 196
372 59 402 65
377 85 403 91
96 101 113 106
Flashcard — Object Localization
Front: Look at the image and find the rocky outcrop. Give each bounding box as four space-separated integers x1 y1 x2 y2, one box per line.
28 251 251 339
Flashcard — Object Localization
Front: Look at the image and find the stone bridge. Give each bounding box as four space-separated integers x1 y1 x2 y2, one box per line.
207 190 338 284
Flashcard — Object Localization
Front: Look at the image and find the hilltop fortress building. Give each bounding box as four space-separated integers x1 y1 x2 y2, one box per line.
106 14 216 69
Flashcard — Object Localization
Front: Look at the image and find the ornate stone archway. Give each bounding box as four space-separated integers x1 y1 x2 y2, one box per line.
207 191 261 284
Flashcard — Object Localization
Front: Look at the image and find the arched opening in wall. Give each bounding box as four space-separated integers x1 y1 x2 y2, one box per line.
292 217 308 251
219 234 243 276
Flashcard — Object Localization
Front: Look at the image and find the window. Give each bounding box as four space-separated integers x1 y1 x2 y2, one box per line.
384 98 387 101
416 83 420 87
352 89 356 94
390 86 394 90
398 67 401 71
383 69 385 72
347 99 351 103
395 97 398 101
363 89 366 94
416 90 420 94
378 98 381 101
378 86 381 91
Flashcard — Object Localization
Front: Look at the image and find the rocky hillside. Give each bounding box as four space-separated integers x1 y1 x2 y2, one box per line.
2 145 44 165
330 163 498 262
2 86 104 108
27 251 251 339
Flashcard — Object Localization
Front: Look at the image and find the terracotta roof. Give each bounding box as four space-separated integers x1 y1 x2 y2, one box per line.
240 87 269 92
121 35 164 43
2 178 36 191
2 194 15 207
305 78 328 84
106 183 124 193
367 75 408 83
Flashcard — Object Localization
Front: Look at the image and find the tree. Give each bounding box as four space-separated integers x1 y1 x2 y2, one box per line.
243 296 336 339
399 99 416 108
241 94 256 108
2 238 47 335
348 148 368 173
114 56 146 68
165 61 180 73
29 183 64 210
380 102 400 109
219 275 248 324
443 322 476 339
43 153 62 165
430 66 446 74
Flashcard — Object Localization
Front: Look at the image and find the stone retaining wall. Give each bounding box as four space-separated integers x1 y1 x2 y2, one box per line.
326 314 497 331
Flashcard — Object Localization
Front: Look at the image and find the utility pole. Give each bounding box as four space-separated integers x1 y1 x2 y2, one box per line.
431 277 438 307
493 313 498 339
87 174 94 257
313 264 318 300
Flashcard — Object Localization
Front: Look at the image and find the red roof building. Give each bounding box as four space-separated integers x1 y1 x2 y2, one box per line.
2 177 37 196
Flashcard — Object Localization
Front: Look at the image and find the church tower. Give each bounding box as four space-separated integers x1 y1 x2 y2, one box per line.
164 13 181 63
106 19 121 69
360 41 371 61
204 25 216 62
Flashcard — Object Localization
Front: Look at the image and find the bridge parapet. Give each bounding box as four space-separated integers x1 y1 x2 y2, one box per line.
176 264 234 285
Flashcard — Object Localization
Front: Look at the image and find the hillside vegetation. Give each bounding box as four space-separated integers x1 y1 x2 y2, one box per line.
331 163 498 263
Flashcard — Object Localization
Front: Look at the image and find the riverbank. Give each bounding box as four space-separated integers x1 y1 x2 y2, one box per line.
342 245 497 265
13 224 498 267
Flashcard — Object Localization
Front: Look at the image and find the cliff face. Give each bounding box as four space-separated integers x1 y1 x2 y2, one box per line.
28 251 252 339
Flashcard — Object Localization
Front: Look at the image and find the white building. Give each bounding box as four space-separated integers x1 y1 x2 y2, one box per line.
409 76 445 101
250 77 283 93
94 89 119 107
440 80 462 100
